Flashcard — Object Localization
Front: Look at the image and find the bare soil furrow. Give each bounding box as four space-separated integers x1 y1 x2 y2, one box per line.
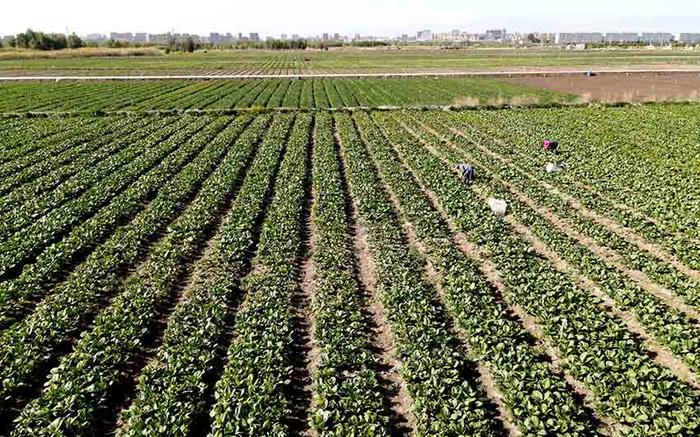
420 120 700 322
507 217 700 389
399 126 616 434
285 119 315 437
355 221 416 435
452 125 700 283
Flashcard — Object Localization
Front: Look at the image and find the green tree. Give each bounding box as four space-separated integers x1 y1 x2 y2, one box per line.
67 33 83 49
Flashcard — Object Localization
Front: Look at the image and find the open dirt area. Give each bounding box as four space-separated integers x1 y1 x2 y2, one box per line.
502 72 700 102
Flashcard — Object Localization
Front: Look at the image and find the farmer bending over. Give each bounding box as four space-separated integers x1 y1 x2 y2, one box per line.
454 163 475 185
543 140 559 155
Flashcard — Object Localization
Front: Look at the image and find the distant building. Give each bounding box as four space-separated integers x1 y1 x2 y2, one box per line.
209 32 223 44
556 32 603 44
133 33 148 43
84 33 106 42
148 33 171 44
640 32 673 44
679 33 700 44
535 32 556 44
322 33 329 40
209 33 234 44
486 29 507 42
333 33 341 40
604 33 639 43
416 29 433 42
280 33 288 40
249 33 260 41
110 32 134 42
292 34 301 40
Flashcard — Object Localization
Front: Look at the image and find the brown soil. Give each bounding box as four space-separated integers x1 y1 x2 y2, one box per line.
334 124 416 434
385 118 613 431
286 123 317 437
503 72 700 102
355 221 417 434
509 217 700 389
444 123 700 299
406 114 700 389
374 157 520 436
294 216 319 437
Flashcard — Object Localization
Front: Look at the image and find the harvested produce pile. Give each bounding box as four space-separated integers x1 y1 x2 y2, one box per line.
1 105 700 436
0 77 569 112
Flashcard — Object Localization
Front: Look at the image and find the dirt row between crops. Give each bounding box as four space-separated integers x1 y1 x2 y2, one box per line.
443 124 700 319
447 122 700 283
334 125 416 434
386 126 615 433
399 116 700 389
287 125 317 436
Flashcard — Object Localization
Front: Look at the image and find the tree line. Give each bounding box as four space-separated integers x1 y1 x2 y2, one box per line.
2 29 84 50
0 29 392 52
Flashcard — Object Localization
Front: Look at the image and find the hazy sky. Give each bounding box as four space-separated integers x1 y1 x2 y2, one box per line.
2 0 699 36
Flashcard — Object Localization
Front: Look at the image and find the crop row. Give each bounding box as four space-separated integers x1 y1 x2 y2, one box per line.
0 116 166 237
0 117 103 182
0 77 569 112
0 116 241 417
355 111 599 435
0 117 187 278
0 117 99 163
0 116 215 331
335 112 500 435
307 113 389 434
209 113 309 435
117 113 286 436
0 118 232 334
464 107 700 264
377 110 700 435
413 111 700 372
9 113 266 436
0 117 145 214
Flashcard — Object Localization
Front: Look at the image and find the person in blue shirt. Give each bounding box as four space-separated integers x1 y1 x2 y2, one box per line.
454 163 475 185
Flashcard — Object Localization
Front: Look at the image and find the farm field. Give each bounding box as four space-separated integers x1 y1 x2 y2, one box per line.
504 72 700 102
3 47 700 77
1 101 700 436
0 77 572 112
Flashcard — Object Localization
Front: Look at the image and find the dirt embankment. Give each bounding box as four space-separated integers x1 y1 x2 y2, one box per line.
502 72 700 102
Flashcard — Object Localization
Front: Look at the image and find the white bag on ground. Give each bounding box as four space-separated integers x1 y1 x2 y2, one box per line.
488 198 507 217
546 162 564 173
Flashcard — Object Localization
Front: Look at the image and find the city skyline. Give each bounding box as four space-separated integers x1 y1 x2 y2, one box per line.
1 0 699 37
